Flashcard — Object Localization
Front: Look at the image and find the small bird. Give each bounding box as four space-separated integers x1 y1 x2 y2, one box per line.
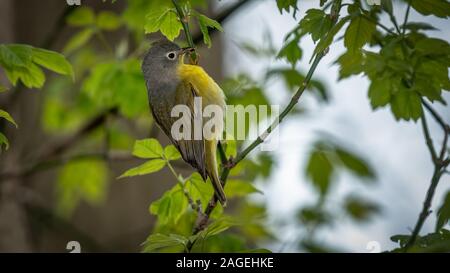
141 40 227 206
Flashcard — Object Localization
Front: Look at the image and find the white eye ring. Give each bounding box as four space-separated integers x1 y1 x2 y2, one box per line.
166 51 177 60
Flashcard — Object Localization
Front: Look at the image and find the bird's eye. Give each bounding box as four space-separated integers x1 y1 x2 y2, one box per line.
166 52 176 60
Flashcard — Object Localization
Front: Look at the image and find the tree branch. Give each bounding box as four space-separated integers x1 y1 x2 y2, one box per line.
405 101 450 250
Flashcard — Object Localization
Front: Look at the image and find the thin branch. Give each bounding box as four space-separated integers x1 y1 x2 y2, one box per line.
420 112 438 164
422 99 450 133
405 102 450 250
401 0 412 36
404 166 443 250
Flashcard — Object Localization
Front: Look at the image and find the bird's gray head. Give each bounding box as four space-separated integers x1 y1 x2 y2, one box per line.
141 40 193 83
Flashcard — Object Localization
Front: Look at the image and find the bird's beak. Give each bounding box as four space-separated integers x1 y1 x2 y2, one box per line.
179 47 195 56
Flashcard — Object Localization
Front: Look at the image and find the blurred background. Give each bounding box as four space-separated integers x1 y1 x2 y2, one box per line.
0 0 449 252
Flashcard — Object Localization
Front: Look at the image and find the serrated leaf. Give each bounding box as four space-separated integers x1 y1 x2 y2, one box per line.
164 145 181 161
390 88 422 121
144 7 182 41
118 159 166 178
335 51 365 79
299 9 332 43
186 172 214 209
344 15 376 53
197 14 223 47
149 186 188 224
277 38 302 67
132 138 164 159
368 75 391 108
66 7 95 26
276 0 298 15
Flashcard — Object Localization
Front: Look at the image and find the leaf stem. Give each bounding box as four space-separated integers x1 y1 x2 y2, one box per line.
172 0 197 62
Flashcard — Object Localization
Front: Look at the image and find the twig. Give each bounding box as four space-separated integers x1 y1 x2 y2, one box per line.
422 100 450 133
420 112 438 164
172 0 198 62
405 102 450 250
401 1 412 36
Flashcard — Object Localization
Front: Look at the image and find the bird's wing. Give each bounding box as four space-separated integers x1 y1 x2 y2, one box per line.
172 81 208 179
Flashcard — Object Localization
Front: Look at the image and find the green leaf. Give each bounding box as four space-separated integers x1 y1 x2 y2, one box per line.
132 138 164 159
197 14 223 47
410 0 450 18
118 159 166 178
368 75 391 108
96 11 121 30
335 51 365 79
200 217 238 238
164 145 181 161
276 0 298 15
224 180 262 198
31 47 74 80
344 195 380 222
314 16 350 56
63 28 95 54
149 186 188 224
66 7 95 26
186 172 214 209
335 148 375 179
0 132 9 151
344 15 376 53
380 0 393 15
277 38 302 67
4 63 45 88
144 7 183 41
0 109 18 128
142 233 187 253
56 159 108 216
402 22 438 32
390 88 422 121
436 191 450 231
0 44 31 68
306 149 333 195
299 9 332 43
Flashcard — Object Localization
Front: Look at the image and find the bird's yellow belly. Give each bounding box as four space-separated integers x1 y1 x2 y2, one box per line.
177 64 225 108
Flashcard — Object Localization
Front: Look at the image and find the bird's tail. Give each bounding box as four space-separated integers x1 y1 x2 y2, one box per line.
205 140 227 206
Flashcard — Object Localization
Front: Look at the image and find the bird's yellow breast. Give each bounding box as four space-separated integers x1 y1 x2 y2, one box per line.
177 64 225 109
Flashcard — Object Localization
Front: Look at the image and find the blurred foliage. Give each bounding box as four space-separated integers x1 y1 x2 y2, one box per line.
0 0 448 253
